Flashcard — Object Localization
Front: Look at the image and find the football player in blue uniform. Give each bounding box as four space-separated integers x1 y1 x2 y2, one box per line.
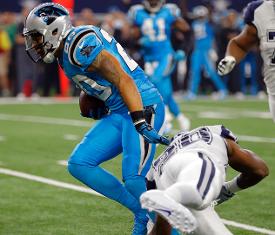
187 6 227 100
23 3 170 235
128 0 191 132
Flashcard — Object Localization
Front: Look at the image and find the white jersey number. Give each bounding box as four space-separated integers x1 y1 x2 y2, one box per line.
100 29 138 71
72 75 112 101
142 18 166 41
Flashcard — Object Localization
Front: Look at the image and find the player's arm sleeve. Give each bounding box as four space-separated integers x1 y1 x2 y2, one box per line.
127 5 141 26
166 4 181 23
209 125 238 142
243 0 263 29
69 31 104 71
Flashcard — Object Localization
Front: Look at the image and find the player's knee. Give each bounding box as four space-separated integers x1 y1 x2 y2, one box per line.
67 163 78 178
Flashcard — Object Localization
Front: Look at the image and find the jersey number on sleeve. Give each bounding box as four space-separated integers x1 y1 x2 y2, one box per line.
72 75 112 101
100 29 138 71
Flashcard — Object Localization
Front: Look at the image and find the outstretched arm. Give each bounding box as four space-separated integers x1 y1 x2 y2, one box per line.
226 139 269 191
217 24 259 76
226 24 258 64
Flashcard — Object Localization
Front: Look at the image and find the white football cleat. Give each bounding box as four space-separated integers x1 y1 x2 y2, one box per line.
140 190 197 234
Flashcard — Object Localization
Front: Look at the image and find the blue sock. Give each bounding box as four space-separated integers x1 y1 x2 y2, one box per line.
68 163 141 214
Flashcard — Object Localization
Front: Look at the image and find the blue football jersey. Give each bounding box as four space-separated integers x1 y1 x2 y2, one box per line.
128 4 181 60
192 19 214 50
58 25 161 112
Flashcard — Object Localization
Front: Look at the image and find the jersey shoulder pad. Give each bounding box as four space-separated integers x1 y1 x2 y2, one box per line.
207 125 238 142
164 3 181 18
68 28 103 68
220 125 238 142
243 0 264 25
128 4 145 23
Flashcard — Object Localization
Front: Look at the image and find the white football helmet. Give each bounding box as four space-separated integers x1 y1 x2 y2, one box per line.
23 2 72 63
143 0 165 13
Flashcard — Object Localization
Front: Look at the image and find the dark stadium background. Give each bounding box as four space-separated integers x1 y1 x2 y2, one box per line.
1 0 252 12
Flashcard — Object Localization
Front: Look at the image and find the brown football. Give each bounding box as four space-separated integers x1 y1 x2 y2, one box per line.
79 91 106 117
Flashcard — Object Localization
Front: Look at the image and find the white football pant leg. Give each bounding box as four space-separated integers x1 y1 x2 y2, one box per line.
191 206 233 235
157 152 224 210
268 94 275 123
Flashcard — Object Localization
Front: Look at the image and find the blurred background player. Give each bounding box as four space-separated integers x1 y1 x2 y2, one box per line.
186 5 227 100
23 3 170 235
217 0 275 122
0 16 12 97
128 0 191 132
141 125 269 235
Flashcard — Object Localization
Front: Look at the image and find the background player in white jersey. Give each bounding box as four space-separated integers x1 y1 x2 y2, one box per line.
140 125 269 234
217 0 275 122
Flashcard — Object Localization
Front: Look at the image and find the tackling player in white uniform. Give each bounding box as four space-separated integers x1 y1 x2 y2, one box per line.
217 0 275 122
140 125 269 234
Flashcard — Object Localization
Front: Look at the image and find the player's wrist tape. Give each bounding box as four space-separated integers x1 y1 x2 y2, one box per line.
130 110 146 126
225 176 242 193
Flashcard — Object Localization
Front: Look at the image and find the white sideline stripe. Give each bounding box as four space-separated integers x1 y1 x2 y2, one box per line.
57 160 68 166
0 113 92 127
238 135 275 143
1 167 275 235
0 167 103 197
222 219 275 235
170 129 275 144
198 111 271 119
1 113 275 144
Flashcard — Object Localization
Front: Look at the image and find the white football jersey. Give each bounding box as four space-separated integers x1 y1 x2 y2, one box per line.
245 0 275 94
149 125 237 179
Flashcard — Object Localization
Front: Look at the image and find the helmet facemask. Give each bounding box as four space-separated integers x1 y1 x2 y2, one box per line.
24 30 54 63
143 0 165 13
23 3 72 63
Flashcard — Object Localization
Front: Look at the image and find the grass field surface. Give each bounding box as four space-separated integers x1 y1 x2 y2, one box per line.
0 97 274 235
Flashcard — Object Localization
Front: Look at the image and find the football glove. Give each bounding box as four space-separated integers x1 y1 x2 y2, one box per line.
217 56 236 76
214 185 235 206
130 110 170 145
81 106 109 120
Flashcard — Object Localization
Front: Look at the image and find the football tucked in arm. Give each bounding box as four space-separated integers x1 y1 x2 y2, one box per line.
79 91 109 120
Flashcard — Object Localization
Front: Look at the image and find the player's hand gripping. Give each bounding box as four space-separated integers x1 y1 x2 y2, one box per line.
214 185 235 206
130 110 170 145
217 56 236 76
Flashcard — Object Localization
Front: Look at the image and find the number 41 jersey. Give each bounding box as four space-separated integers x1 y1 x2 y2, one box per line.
244 0 275 95
128 4 181 61
58 25 161 112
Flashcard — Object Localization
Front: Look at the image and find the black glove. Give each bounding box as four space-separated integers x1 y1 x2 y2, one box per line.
214 185 235 206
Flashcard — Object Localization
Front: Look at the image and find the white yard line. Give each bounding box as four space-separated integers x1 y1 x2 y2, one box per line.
0 167 102 197
1 113 274 144
198 111 271 119
222 219 275 235
0 113 92 127
0 167 274 235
